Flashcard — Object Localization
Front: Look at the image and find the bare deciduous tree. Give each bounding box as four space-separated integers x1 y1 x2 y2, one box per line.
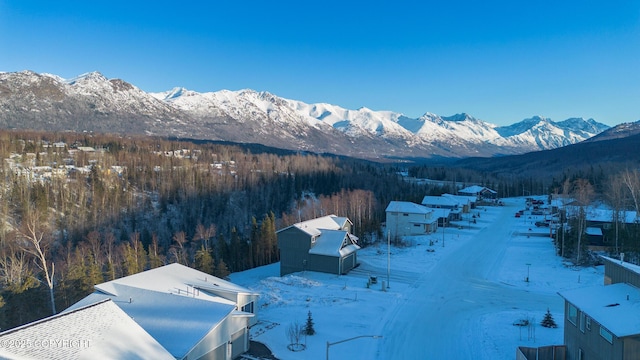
572 179 594 264
18 209 56 315
621 169 640 215
606 174 627 255
286 321 304 349
172 231 188 265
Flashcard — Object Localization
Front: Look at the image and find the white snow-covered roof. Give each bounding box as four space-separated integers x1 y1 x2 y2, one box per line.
0 299 174 360
550 196 575 208
94 262 257 302
385 201 432 214
559 283 640 338
65 283 239 359
459 185 496 194
421 196 459 207
442 193 477 204
586 227 603 236
565 206 640 224
308 230 360 257
278 214 350 236
434 208 453 218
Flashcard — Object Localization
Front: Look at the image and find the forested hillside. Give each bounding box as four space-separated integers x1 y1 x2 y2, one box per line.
0 130 637 331
0 130 439 329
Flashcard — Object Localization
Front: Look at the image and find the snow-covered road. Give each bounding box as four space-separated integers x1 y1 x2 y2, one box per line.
375 199 564 359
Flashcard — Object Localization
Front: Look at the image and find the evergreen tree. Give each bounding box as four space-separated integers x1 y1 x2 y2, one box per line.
304 310 316 335
213 259 230 279
541 308 557 328
194 245 214 275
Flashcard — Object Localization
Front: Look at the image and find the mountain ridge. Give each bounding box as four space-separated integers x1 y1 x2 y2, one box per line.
0 70 613 161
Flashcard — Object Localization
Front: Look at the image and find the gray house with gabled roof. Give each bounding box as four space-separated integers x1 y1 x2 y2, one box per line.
557 256 640 360
277 215 360 276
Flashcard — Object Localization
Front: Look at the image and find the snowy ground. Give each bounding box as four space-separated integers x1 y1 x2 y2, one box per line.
230 197 604 360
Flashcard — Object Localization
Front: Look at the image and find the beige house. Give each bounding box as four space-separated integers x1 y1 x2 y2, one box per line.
385 201 437 239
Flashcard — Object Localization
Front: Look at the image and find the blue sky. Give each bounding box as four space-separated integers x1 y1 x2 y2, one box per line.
1 1 638 126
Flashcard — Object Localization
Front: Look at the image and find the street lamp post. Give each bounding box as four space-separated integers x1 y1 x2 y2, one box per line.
526 263 531 283
442 217 445 248
326 335 383 360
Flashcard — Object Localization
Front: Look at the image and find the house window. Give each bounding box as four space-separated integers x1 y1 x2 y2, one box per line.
600 326 613 344
242 302 254 314
403 213 409 216
580 312 586 333
568 303 578 326
413 224 421 227
586 317 591 331
578 348 584 360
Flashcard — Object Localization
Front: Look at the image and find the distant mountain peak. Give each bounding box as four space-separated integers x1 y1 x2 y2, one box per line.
442 113 477 122
165 87 189 100
67 71 107 85
522 115 550 123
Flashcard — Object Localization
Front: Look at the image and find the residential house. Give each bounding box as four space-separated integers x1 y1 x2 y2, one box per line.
458 185 498 200
385 201 438 239
442 193 478 212
0 299 174 360
564 206 640 251
421 195 462 224
557 256 640 360
65 263 259 360
585 227 605 251
277 215 360 276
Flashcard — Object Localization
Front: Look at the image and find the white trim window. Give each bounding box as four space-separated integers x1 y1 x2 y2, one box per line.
568 303 578 326
600 326 613 344
579 312 586 333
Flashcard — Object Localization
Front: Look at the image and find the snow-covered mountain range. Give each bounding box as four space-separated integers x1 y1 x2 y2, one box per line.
0 71 610 160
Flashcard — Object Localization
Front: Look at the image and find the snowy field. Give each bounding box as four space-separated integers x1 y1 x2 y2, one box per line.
230 197 604 359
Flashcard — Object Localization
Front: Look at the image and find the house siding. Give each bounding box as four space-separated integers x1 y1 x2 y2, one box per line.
278 228 312 276
386 211 435 238
341 252 357 274
563 300 624 360
603 257 640 288
202 290 258 327
186 315 250 360
623 336 640 359
192 343 226 360
230 327 248 359
309 254 340 274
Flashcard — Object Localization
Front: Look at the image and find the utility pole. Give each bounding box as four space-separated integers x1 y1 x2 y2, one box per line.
387 230 390 289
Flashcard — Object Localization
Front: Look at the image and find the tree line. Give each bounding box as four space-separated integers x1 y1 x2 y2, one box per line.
0 131 426 329
0 130 638 330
